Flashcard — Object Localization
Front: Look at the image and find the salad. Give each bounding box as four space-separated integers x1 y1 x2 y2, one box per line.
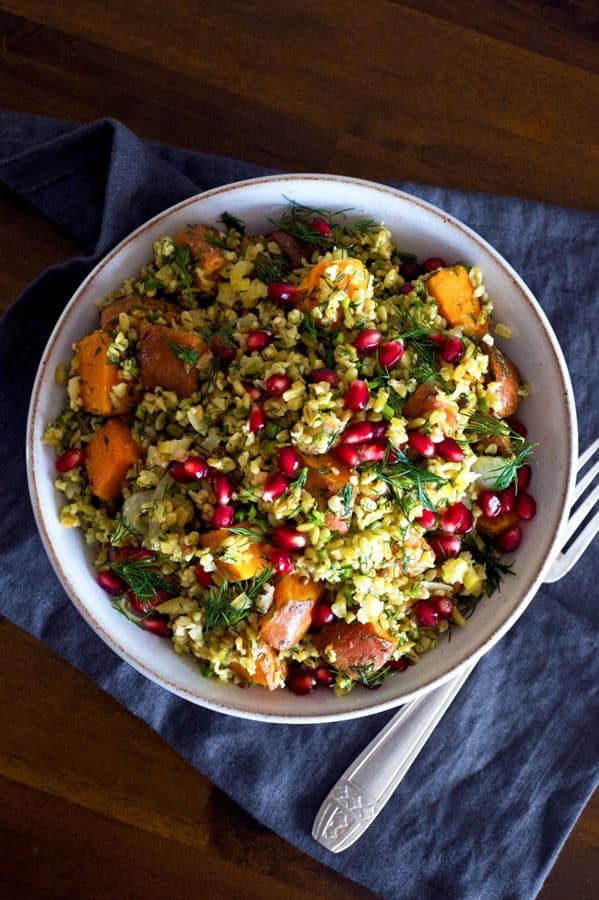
44 202 536 695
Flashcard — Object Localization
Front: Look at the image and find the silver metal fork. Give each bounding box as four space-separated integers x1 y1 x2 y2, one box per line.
313 438 599 853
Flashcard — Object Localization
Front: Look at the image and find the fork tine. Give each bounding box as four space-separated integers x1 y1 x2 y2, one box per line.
546 508 599 583
574 456 599 502
566 481 599 537
577 436 599 471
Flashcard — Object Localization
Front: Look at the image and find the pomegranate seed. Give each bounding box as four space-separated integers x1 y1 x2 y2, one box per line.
344 380 370 411
309 367 339 387
413 600 439 627
342 421 375 445
378 340 404 370
416 508 436 529
127 587 171 614
515 492 536 521
399 283 414 294
389 657 409 672
517 465 532 491
370 421 388 440
96 570 125 595
435 438 464 463
273 525 307 550
246 329 272 352
478 489 502 518
195 565 213 588
310 216 332 236
169 455 208 483
495 525 522 553
268 282 299 304
422 256 446 273
314 666 335 686
55 448 85 473
249 405 267 433
126 590 148 614
212 504 235 528
353 328 382 354
268 547 294 576
311 602 335 629
507 416 528 438
408 431 435 458
428 333 446 347
358 441 387 463
433 595 454 618
262 472 289 501
243 381 262 401
208 471 234 505
333 444 361 467
400 261 420 280
440 501 473 534
210 337 236 366
142 616 170 637
499 484 516 514
276 446 303 477
440 337 464 364
287 670 317 695
428 532 462 563
265 373 292 396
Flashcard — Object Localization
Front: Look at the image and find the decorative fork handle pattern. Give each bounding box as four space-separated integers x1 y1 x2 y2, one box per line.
312 664 474 852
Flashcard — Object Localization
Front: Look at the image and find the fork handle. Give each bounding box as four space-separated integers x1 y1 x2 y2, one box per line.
312 663 474 852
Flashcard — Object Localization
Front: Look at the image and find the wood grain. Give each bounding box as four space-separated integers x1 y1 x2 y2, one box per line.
0 2 597 897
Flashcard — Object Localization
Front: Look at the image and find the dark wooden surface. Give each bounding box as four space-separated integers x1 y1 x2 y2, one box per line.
1 2 598 897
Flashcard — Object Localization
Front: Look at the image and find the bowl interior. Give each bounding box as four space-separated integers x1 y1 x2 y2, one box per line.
27 175 577 722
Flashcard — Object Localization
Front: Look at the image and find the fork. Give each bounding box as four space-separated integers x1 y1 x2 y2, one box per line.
312 438 599 853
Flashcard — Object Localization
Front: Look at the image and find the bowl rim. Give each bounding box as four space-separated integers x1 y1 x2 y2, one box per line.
26 173 578 723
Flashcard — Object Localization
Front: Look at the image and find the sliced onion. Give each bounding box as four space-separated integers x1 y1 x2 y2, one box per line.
471 456 506 489
121 490 154 540
148 472 175 545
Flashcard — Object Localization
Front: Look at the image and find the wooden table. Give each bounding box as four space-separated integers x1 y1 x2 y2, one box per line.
1 2 597 896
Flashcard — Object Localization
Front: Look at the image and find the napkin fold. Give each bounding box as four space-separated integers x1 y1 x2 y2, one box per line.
1 112 598 900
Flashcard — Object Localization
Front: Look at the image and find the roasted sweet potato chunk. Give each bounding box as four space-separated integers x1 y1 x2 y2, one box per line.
477 510 519 536
175 224 227 275
426 264 488 336
260 574 325 650
484 345 520 417
100 295 180 331
230 642 287 691
77 330 136 416
304 453 355 533
313 620 396 678
402 382 458 434
138 324 204 397
85 419 140 502
198 530 270 582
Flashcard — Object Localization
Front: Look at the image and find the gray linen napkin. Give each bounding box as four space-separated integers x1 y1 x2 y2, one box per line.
1 112 597 900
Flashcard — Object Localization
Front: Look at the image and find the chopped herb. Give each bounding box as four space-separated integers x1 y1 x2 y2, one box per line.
109 515 141 547
371 445 447 514
271 199 376 249
487 443 536 492
220 211 245 233
464 411 536 489
352 663 393 689
108 555 176 600
292 467 309 491
228 526 264 543
254 251 289 284
161 334 200 367
341 482 354 517
201 567 274 633
204 231 228 250
143 274 160 293
397 251 417 262
173 244 194 291
463 535 516 598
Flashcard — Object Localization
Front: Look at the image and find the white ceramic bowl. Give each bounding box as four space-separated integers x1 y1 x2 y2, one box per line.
27 175 578 723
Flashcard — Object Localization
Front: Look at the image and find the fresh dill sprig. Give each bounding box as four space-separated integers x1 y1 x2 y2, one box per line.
352 663 393 689
161 334 200 367
254 251 289 284
463 535 516 598
173 244 194 293
271 199 376 249
292 467 309 491
371 445 447 513
464 411 536 490
220 211 245 233
341 482 354 517
204 231 228 250
201 567 274 633
109 515 141 547
143 274 160 293
227 526 264 543
108 555 176 600
300 309 338 367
